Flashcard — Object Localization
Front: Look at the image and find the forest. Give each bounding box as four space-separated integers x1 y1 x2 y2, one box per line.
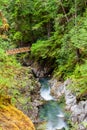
0 0 87 130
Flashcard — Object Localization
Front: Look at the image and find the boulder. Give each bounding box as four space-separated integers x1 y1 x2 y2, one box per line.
50 79 64 99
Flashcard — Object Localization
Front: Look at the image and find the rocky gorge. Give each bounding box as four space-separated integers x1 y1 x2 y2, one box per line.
12 64 87 130
1 63 87 130
16 64 87 130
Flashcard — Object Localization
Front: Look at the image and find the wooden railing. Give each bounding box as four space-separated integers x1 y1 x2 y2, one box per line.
6 47 30 55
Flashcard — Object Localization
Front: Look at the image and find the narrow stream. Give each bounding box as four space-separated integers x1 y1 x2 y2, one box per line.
39 78 68 130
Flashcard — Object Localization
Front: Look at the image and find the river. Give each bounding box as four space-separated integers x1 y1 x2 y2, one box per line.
39 78 68 130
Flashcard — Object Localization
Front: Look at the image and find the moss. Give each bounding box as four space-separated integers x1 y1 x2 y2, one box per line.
0 101 35 130
36 121 47 130
57 95 66 108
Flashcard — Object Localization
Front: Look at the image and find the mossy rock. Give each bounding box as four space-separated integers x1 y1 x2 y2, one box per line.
36 121 47 130
0 103 35 130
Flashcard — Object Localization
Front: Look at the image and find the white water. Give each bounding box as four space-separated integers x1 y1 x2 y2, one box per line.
39 78 68 130
40 85 54 101
47 119 67 130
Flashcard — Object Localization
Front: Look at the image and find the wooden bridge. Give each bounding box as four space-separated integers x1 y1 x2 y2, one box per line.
6 47 30 55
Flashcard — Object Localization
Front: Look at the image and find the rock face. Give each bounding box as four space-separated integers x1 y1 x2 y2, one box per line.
0 104 35 130
50 78 87 130
71 101 87 130
31 62 52 78
64 79 77 110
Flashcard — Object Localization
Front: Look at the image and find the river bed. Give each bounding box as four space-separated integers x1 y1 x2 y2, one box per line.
39 78 68 130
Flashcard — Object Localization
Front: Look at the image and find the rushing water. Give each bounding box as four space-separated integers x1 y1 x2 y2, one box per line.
39 78 68 130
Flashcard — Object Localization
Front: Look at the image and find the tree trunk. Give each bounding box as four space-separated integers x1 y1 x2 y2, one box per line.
76 48 81 63
47 22 51 38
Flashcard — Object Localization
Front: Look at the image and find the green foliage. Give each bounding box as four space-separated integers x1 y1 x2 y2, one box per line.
68 61 87 97
69 15 87 50
68 121 78 130
13 31 22 41
82 121 87 128
0 37 37 111
0 37 21 95
32 1 87 98
7 0 34 44
0 0 9 11
1 0 87 101
31 40 50 60
7 0 59 45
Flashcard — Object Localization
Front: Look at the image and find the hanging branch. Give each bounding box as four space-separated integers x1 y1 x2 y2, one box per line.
60 0 69 23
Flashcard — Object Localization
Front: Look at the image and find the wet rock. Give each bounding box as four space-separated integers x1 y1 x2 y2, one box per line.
50 79 64 99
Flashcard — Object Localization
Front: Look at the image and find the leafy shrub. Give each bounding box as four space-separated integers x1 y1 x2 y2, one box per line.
68 61 87 98
0 38 21 95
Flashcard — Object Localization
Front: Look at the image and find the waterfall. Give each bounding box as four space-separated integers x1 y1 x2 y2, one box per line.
40 84 54 101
